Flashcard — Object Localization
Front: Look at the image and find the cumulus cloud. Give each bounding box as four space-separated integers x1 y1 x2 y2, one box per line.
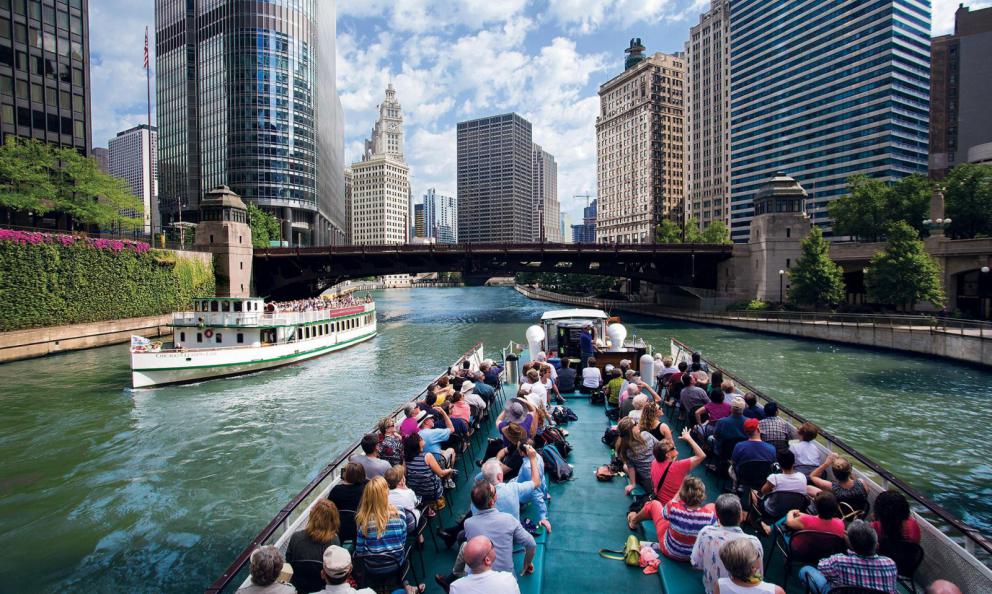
933 0 992 35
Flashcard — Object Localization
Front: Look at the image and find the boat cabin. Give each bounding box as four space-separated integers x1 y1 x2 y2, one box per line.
539 309 647 372
173 297 268 350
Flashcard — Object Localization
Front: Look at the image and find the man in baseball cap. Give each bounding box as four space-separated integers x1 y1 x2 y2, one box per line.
321 545 375 593
730 417 776 484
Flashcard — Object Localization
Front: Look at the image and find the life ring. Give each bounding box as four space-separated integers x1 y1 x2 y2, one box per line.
204 329 214 339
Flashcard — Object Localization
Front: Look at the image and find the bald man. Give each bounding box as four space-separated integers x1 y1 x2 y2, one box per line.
927 581 962 594
449 536 521 594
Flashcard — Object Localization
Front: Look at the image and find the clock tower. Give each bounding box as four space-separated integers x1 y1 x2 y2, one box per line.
366 83 404 162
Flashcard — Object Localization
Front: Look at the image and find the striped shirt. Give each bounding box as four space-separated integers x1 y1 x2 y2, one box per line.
817 552 898 593
406 452 443 502
757 416 797 448
662 500 718 561
355 514 409 564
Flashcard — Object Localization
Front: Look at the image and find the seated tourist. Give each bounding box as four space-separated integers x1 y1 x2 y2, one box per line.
580 357 602 393
652 428 706 504
808 453 869 516
236 545 295 594
789 422 824 475
656 355 680 384
320 545 376 594
556 358 577 394
754 450 809 526
354 477 418 585
619 369 638 398
403 433 453 509
328 462 368 543
457 381 488 419
615 417 659 495
351 434 393 479
628 393 649 422
627 476 717 562
871 490 921 545
399 404 421 437
696 388 732 431
447 391 472 434
497 400 536 444
927 580 963 594
691 494 764 594
730 418 776 476
713 398 748 457
713 538 784 594
384 464 421 525
448 536 521 594
463 376 494 406
464 480 537 578
286 499 341 593
799 520 898 594
639 401 672 442
478 454 548 530
665 362 689 406
757 403 797 451
776 491 845 544
434 376 454 405
605 367 625 407
619 384 642 418
375 417 404 467
417 408 456 467
691 351 710 372
679 372 710 422
741 393 765 420
481 359 501 388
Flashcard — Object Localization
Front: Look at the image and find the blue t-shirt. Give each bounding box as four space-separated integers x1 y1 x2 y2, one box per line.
579 331 593 354
731 440 776 467
473 382 495 400
420 428 451 456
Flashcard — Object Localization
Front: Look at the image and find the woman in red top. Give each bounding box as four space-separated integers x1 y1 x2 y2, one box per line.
776 491 845 545
650 428 707 504
872 490 921 544
447 391 471 434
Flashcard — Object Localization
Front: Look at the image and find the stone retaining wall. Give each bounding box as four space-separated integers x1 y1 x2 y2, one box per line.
0 314 171 363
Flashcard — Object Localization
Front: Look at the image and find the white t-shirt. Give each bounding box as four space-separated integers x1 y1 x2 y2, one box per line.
629 410 643 422
582 367 602 388
529 381 548 405
715 578 777 594
389 487 420 514
766 472 808 495
449 570 521 594
790 441 824 469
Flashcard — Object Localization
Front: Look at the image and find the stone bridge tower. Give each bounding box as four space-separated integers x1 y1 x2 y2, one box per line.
195 186 253 298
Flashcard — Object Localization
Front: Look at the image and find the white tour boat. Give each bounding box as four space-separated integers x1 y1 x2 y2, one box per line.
129 295 377 388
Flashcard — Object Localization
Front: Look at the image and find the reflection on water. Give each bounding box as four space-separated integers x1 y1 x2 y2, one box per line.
0 287 989 593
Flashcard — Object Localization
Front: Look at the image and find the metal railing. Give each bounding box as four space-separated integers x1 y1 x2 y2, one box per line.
0 222 209 252
205 342 486 594
670 338 992 587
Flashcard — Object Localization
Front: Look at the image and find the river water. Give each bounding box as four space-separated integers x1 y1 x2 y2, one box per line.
1 287 990 593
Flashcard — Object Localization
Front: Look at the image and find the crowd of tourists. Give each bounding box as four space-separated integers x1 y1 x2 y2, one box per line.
270 294 372 313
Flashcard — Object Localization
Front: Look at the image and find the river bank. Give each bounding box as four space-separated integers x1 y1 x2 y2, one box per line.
0 313 172 363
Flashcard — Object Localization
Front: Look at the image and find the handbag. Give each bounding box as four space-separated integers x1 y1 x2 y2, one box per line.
595 465 615 481
599 534 641 566
628 458 675 513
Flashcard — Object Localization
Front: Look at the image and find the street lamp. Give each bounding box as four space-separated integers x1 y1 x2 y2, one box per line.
778 269 785 304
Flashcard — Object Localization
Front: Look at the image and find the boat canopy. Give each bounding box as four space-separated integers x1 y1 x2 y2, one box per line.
540 309 609 321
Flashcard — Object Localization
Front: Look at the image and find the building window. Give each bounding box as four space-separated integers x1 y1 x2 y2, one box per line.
180 331 186 342
216 333 223 343
197 333 202 343
237 333 244 344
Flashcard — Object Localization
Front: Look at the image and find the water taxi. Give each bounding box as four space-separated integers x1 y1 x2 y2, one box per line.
207 309 992 594
129 295 376 388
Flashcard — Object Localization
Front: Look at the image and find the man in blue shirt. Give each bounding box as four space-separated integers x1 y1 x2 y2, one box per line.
579 325 597 370
418 407 456 467
731 418 776 479
476 450 550 530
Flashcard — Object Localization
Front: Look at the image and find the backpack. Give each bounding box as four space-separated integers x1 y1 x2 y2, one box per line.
602 427 619 448
537 426 572 457
591 388 605 405
540 444 573 482
551 406 578 425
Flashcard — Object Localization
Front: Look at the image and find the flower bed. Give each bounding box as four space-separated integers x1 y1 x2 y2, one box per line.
0 228 150 253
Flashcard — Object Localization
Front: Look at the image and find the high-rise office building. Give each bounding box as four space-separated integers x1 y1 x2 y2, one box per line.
350 84 409 245
532 143 560 242
155 0 345 245
686 0 730 230
343 166 352 244
729 0 930 241
423 188 457 244
572 198 597 243
596 39 685 244
0 0 91 154
92 146 108 173
109 124 158 234
930 4 992 179
457 113 533 243
413 202 425 238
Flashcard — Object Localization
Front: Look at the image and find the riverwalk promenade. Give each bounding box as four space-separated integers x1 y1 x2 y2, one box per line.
515 285 992 367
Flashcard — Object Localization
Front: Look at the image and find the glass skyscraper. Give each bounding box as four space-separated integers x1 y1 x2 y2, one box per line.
155 0 345 245
728 0 930 241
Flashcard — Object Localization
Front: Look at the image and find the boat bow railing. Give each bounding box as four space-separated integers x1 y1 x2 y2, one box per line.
205 342 485 594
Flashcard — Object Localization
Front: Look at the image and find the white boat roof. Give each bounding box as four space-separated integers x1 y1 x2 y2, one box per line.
540 309 609 321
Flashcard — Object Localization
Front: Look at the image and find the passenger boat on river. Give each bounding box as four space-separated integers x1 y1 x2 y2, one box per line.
207 310 992 594
129 295 376 388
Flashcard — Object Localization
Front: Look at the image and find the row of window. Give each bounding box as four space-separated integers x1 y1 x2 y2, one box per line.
295 314 373 341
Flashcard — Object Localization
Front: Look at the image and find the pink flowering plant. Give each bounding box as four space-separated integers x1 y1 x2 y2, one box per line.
0 228 150 253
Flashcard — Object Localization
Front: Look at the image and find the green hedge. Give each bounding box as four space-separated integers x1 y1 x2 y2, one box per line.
0 242 215 331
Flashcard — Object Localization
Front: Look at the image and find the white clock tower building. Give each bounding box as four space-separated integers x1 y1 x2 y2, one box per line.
351 84 412 252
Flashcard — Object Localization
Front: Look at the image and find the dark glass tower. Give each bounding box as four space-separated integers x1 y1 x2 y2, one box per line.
155 0 345 246
0 0 91 154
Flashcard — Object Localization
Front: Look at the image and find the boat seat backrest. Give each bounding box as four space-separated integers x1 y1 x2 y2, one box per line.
289 559 326 594
788 530 847 565
878 539 925 578
827 587 890 594
734 460 773 489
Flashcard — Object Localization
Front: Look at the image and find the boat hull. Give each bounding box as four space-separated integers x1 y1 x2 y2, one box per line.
130 327 376 388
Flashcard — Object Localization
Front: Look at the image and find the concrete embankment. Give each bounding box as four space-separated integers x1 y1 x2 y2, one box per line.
0 315 171 363
516 285 992 368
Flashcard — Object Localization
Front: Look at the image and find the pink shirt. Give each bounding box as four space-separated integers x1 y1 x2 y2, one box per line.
399 417 420 437
450 400 471 421
798 514 846 537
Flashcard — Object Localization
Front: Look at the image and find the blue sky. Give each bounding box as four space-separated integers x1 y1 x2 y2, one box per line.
91 0 986 227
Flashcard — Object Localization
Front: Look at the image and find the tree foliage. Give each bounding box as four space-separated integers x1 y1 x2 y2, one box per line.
864 221 944 310
683 216 705 243
701 219 732 244
944 163 992 239
829 174 931 242
515 272 618 297
246 202 281 247
0 137 143 229
655 219 681 243
787 226 845 308
655 217 731 244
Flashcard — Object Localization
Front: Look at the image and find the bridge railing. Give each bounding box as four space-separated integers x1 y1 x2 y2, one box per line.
255 242 735 256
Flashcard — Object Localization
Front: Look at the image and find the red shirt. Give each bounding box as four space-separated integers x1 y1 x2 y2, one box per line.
650 458 693 504
798 514 846 537
450 400 471 422
871 519 921 544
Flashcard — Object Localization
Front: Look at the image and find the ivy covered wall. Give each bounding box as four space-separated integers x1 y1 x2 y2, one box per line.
0 236 215 331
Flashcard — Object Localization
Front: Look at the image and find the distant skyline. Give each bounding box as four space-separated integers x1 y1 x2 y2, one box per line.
90 0 989 228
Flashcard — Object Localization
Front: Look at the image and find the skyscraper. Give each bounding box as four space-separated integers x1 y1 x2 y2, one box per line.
343 166 352 244
532 144 560 242
686 0 730 230
350 84 409 245
930 4 992 178
155 0 345 245
0 0 91 154
423 188 457 244
596 39 685 244
572 198 597 244
728 0 930 241
109 124 158 234
457 113 533 243
413 202 425 238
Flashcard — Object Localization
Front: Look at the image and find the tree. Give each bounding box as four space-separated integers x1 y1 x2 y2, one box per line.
683 216 705 243
864 221 944 310
246 202 281 247
701 220 732 244
944 163 992 239
787 226 845 308
829 175 888 242
655 219 682 243
0 137 56 217
885 174 931 238
53 147 143 230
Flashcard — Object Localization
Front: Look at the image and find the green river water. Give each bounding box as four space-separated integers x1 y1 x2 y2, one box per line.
0 287 990 593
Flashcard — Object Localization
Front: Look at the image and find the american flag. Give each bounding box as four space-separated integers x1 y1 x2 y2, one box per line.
143 26 149 70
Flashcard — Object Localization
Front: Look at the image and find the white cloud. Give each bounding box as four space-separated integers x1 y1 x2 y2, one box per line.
933 0 992 35
338 0 528 33
544 0 702 34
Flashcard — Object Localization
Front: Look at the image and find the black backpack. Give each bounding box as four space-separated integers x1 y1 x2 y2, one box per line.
539 444 573 482
536 426 573 457
591 389 605 405
602 427 619 448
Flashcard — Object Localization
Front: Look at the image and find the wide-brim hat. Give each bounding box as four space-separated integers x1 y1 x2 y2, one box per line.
504 401 528 424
